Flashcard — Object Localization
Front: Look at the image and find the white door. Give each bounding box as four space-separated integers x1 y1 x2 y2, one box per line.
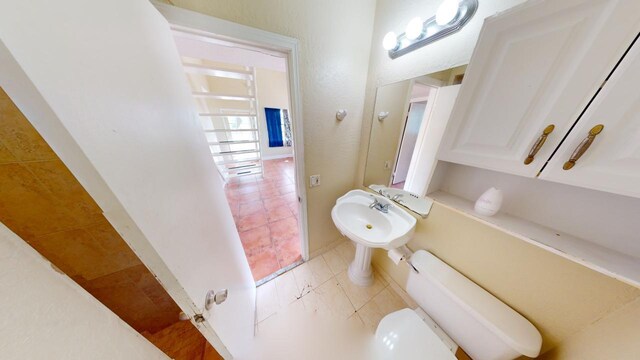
393 101 427 184
540 39 640 198
438 0 640 177
0 0 255 358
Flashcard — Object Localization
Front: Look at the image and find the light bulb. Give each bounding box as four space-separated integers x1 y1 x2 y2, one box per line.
405 17 424 40
436 0 460 26
382 32 398 51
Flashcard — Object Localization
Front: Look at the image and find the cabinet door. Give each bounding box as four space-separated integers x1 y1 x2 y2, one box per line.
438 0 640 177
540 39 640 198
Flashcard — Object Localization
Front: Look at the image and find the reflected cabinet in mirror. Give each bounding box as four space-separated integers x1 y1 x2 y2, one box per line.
363 65 466 214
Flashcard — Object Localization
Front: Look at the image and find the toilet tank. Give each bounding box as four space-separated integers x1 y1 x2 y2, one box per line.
407 250 541 360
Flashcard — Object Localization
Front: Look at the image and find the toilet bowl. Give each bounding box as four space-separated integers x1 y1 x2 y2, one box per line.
374 250 542 360
375 308 457 359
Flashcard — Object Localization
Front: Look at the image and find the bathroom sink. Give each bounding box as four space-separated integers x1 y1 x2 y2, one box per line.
332 190 416 286
332 190 416 249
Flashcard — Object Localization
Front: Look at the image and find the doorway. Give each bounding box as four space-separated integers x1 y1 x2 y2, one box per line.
171 30 304 284
392 101 427 188
391 83 432 189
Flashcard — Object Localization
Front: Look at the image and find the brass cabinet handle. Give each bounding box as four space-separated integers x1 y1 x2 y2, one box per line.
524 124 555 165
562 124 604 170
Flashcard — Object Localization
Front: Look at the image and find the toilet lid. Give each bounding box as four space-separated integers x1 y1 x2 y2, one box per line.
374 308 456 360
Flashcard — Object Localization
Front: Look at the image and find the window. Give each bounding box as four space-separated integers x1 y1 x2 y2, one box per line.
264 108 292 147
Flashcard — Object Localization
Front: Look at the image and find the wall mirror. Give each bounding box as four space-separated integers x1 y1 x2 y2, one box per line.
363 65 466 215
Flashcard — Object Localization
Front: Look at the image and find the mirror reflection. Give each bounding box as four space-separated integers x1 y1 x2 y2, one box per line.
364 65 466 213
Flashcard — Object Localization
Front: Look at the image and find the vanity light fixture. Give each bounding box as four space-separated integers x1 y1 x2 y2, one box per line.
383 0 478 59
405 17 424 41
382 32 399 51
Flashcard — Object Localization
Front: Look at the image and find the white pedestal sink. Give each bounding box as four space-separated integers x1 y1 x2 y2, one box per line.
331 190 416 286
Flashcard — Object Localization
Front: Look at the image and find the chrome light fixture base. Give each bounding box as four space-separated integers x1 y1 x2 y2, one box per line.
387 0 478 59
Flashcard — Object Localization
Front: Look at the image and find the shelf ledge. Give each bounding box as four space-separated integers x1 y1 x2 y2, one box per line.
428 190 640 289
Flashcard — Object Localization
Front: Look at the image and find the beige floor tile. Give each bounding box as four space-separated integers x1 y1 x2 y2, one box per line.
256 280 279 323
291 263 314 297
334 241 356 264
258 297 308 335
307 256 333 285
292 256 333 291
250 299 375 360
313 278 356 320
301 288 332 316
336 270 387 310
322 248 348 275
357 287 408 333
274 270 301 307
347 312 365 327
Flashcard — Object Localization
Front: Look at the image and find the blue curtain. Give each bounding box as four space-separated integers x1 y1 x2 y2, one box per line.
265 107 283 147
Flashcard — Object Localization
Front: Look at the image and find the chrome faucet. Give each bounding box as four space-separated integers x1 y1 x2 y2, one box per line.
369 198 390 213
391 194 403 201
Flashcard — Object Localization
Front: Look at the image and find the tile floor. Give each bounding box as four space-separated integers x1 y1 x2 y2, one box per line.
225 158 301 281
255 241 409 334
243 241 470 360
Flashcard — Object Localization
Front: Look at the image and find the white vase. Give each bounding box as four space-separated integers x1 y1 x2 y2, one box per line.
474 187 503 216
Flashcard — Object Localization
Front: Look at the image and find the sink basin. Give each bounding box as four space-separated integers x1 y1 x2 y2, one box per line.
332 190 416 286
332 190 416 249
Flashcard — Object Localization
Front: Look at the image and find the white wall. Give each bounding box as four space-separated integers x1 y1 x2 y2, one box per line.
0 223 168 360
256 68 293 159
0 0 253 356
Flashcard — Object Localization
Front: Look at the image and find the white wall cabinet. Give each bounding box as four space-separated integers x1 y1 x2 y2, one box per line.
539 41 640 198
439 0 640 184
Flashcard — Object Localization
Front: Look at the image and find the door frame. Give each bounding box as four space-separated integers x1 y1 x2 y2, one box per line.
153 2 310 262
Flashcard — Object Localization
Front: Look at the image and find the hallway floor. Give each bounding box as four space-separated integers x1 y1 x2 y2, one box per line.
225 158 301 281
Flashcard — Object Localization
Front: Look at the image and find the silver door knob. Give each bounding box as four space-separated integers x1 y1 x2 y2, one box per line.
205 289 228 310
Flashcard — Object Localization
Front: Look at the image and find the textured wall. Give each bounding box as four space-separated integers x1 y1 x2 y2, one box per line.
540 298 640 359
0 222 168 359
165 0 377 253
363 80 411 186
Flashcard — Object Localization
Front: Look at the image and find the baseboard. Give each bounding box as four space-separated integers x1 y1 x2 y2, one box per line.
262 153 293 160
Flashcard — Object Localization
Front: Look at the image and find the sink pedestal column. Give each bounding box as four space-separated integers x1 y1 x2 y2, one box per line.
348 243 374 286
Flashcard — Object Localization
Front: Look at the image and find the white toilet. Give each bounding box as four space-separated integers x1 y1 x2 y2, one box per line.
374 250 542 360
